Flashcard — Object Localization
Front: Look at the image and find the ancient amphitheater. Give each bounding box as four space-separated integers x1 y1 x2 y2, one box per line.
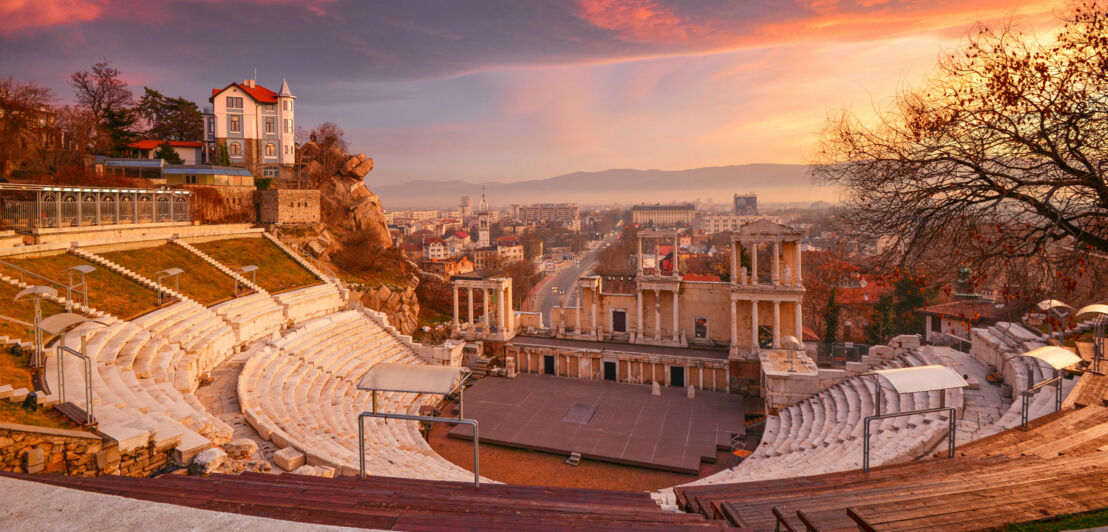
2 222 1107 531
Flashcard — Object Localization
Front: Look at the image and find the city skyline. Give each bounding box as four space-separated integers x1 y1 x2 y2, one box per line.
2 0 1063 185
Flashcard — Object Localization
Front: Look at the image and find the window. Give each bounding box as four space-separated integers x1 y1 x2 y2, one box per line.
265 143 276 157
264 104 275 112
185 175 197 184
206 120 213 134
284 119 291 133
265 118 275 134
229 115 241 133
694 318 708 339
226 96 243 109
229 142 241 156
283 100 292 111
263 168 278 178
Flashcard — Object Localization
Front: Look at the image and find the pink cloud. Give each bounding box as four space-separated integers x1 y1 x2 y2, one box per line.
576 0 702 44
0 0 106 36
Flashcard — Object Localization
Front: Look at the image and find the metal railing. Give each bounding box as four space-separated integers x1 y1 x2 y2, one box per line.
863 406 956 472
1020 368 1065 428
2 187 191 233
56 344 94 425
357 412 480 487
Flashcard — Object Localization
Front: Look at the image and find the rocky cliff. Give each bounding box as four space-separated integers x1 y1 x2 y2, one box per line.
293 143 422 335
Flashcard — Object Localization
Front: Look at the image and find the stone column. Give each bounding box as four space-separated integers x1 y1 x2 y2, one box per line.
673 232 680 274
452 285 459 327
794 240 802 286
751 299 759 350
636 290 643 341
773 300 781 348
730 298 737 348
467 287 474 327
484 288 491 333
772 242 780 285
500 286 507 334
751 244 759 285
731 241 739 285
506 283 514 332
575 286 582 333
637 237 643 275
672 289 680 342
795 300 803 342
653 289 661 341
591 286 598 338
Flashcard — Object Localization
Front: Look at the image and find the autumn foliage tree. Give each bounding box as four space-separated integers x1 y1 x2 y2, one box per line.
814 4 1108 307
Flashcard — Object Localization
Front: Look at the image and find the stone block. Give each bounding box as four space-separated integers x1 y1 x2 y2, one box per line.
290 465 318 476
0 385 12 399
273 446 305 472
9 388 28 402
22 447 44 474
686 385 696 399
868 345 894 359
223 438 259 460
189 447 227 475
651 381 661 396
315 465 337 478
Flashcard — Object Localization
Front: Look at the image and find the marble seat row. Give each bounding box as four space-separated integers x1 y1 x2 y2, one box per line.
272 283 344 323
44 317 232 461
209 292 285 346
688 351 958 487
237 311 478 481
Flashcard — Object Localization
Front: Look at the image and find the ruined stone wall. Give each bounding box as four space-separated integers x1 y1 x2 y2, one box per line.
0 422 171 477
182 184 256 224
259 189 321 225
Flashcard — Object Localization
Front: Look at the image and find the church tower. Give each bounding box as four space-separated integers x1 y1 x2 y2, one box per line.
477 186 490 247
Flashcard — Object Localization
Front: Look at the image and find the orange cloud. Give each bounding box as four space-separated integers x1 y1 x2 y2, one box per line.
0 0 106 36
576 0 702 43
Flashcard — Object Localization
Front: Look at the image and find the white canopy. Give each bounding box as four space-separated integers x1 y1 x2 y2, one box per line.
238 265 258 273
14 285 58 300
873 365 968 394
1037 299 1073 312
1021 346 1082 370
780 335 803 350
1076 304 1108 319
155 268 184 277
357 363 469 395
63 265 96 274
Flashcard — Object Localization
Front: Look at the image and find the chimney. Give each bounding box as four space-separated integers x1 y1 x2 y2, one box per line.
243 79 255 88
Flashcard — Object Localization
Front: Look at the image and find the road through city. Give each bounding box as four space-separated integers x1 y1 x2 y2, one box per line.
530 233 618 326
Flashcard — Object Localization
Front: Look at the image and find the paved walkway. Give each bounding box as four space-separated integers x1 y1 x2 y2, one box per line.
0 476 359 531
449 374 744 474
194 343 282 463
510 336 731 361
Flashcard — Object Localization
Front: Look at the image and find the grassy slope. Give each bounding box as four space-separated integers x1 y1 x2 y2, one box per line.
194 237 320 294
102 244 237 306
0 281 64 341
2 253 159 319
0 344 76 429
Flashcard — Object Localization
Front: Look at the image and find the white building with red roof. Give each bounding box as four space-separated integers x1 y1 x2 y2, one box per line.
127 139 204 164
203 78 296 178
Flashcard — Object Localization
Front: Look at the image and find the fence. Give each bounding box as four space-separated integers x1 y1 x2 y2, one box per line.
0 186 191 233
814 342 872 368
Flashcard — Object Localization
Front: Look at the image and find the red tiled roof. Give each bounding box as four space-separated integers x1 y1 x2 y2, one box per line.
803 325 820 342
917 299 1007 322
210 82 279 103
128 139 203 150
423 238 444 245
453 231 470 239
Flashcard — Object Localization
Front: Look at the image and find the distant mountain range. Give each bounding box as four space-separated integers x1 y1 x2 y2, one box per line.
371 163 836 210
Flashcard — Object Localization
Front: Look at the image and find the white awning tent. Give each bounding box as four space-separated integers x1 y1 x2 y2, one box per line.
873 365 968 394
358 363 469 395
780 334 803 351
37 313 100 335
1076 304 1108 319
15 285 58 301
1037 299 1074 312
1021 346 1082 370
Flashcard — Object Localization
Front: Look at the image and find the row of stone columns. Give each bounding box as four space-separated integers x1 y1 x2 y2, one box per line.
731 239 802 286
573 284 599 338
728 298 804 350
629 288 679 342
451 283 513 334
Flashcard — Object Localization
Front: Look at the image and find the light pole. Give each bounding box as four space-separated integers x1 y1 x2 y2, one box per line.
154 267 184 305
62 264 95 312
14 285 58 368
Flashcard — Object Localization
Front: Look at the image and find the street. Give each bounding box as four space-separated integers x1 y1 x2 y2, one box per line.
530 233 619 325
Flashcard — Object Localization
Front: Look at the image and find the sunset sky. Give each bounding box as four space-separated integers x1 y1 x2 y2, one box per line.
0 0 1066 185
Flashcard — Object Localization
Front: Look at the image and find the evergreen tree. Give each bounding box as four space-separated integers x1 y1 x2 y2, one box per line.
100 107 138 157
137 87 202 141
214 143 230 166
153 141 183 164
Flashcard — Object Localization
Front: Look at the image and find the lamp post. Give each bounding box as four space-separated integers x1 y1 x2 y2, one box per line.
62 264 95 312
14 285 59 368
154 267 184 305
235 265 258 296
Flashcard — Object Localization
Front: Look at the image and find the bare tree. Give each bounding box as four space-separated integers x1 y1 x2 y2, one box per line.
814 4 1108 303
70 60 133 120
309 121 349 184
0 77 54 177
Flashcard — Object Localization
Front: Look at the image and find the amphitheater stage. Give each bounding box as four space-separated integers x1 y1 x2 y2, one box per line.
509 336 731 360
448 373 745 474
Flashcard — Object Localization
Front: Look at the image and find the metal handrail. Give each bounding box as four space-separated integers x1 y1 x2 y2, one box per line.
269 228 342 285
56 344 94 425
1020 368 1065 428
357 411 479 487
0 259 74 295
863 406 956 472
771 507 796 532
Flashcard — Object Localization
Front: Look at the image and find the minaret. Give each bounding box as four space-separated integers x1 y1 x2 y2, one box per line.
478 186 490 248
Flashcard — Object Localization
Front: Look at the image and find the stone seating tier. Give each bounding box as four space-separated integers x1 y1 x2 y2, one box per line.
238 311 477 481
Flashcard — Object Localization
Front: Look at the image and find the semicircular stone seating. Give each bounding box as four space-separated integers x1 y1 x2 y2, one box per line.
238 309 479 481
44 304 237 462
685 348 965 487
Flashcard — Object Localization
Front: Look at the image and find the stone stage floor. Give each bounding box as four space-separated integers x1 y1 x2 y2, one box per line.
448 374 745 474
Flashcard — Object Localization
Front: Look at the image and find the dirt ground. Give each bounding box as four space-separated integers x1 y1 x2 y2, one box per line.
426 400 741 492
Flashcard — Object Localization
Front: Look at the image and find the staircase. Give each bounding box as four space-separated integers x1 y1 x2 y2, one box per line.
69 248 193 305
172 240 267 295
0 270 116 321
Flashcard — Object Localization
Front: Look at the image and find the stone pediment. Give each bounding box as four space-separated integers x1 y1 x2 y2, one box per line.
734 219 801 239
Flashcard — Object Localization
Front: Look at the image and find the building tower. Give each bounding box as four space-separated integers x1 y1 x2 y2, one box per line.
477 187 490 248
277 78 296 174
460 195 472 218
